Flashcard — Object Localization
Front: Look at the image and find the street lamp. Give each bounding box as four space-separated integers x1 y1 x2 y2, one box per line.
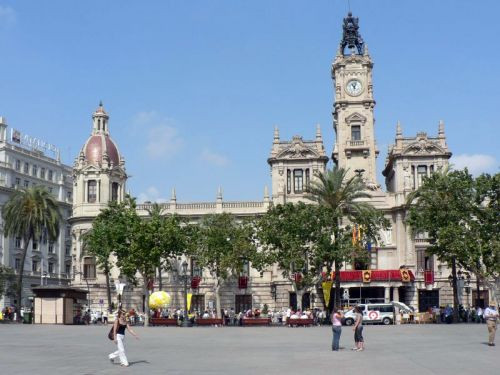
180 260 191 327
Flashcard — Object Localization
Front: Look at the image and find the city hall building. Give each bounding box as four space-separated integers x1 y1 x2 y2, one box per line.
1 13 489 314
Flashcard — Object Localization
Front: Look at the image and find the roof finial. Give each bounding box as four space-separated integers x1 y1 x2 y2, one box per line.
316 123 323 141
171 187 177 201
438 120 445 137
396 120 403 138
273 126 280 143
217 186 223 200
99 100 103 107
264 185 269 201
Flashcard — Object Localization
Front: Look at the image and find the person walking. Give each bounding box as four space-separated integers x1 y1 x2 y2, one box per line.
331 309 343 351
109 310 139 367
352 306 364 351
484 304 498 347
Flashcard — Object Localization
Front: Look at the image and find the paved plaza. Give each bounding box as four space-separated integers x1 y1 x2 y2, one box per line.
0 324 497 374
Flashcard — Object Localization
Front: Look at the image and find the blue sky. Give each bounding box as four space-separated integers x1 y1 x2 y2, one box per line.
1 0 498 202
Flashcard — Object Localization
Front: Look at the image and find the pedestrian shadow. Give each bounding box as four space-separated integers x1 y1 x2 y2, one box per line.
481 342 492 346
129 360 150 366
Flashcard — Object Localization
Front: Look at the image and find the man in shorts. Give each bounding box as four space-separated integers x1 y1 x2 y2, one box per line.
352 305 364 351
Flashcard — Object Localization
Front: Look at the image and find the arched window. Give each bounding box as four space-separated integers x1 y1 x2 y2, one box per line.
111 182 119 202
87 180 97 203
287 170 291 194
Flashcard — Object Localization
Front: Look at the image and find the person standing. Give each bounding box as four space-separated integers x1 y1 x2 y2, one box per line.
109 310 139 367
477 306 484 323
102 310 108 325
352 306 364 351
331 309 344 351
484 304 498 347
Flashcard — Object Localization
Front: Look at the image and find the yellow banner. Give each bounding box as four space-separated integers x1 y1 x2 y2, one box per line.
322 281 333 307
187 293 193 312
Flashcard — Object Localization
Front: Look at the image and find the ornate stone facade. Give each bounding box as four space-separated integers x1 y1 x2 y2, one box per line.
67 13 485 314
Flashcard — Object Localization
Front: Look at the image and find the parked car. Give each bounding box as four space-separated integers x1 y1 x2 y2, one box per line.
343 302 412 326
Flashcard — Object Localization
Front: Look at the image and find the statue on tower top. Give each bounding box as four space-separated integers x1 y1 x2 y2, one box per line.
340 12 364 56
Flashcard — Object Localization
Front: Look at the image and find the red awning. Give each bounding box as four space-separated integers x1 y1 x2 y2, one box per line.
329 269 415 282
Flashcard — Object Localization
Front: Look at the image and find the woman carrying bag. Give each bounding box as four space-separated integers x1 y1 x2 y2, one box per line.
108 310 139 367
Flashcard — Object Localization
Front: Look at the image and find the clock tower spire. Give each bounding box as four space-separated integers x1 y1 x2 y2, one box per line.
332 12 379 187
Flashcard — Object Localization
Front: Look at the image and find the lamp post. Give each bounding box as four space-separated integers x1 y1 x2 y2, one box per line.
180 260 191 327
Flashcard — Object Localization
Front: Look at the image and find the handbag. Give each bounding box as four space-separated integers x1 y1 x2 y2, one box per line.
108 327 114 341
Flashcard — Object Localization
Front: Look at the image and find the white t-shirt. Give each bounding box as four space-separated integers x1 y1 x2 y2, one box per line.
484 307 498 321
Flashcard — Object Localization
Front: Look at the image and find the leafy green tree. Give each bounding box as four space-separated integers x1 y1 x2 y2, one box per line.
192 213 259 318
307 167 388 309
145 203 188 291
407 169 500 311
2 187 62 320
82 201 128 312
114 198 187 326
256 202 320 311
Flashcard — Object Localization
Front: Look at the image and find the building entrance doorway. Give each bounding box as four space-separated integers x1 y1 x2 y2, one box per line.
235 294 252 314
418 290 439 312
289 292 310 311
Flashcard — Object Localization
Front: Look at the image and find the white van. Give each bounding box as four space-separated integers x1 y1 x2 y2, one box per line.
343 302 412 326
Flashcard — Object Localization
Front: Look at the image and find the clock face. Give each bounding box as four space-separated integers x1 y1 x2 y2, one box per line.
346 79 363 96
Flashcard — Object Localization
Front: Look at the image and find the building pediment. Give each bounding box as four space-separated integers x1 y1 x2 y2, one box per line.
402 139 446 155
345 112 367 125
276 136 320 159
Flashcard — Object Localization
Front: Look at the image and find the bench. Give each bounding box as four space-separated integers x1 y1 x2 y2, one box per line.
196 318 224 326
242 318 271 326
287 318 314 327
150 318 178 326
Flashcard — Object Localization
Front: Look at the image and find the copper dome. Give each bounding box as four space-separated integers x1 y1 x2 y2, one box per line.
83 134 120 166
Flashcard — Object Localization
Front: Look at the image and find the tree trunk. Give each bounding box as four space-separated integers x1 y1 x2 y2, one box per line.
15 237 31 322
451 258 460 323
215 278 222 318
334 262 341 311
158 267 163 290
476 273 481 307
142 275 150 327
105 268 112 313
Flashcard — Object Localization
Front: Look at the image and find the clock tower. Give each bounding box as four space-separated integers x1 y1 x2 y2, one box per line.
332 13 379 187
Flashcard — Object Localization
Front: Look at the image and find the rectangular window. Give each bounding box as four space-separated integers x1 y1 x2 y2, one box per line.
88 180 97 203
351 125 361 141
48 170 53 181
15 258 21 270
32 165 38 176
293 169 303 193
24 180 29 188
15 237 21 248
111 182 119 201
191 295 205 313
24 162 29 174
83 257 96 279
32 260 38 272
65 264 71 276
287 170 291 194
65 245 71 256
40 168 46 179
48 262 54 274
48 243 54 254
305 169 310 191
67 191 72 201
235 294 252 314
15 160 20 171
15 177 20 186
191 259 203 277
241 260 250 276
417 165 427 188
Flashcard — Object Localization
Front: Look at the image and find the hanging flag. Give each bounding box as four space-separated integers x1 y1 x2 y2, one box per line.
352 225 358 245
187 293 193 312
322 281 333 307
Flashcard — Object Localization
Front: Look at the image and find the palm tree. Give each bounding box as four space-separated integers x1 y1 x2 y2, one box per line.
2 186 62 321
307 167 376 310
